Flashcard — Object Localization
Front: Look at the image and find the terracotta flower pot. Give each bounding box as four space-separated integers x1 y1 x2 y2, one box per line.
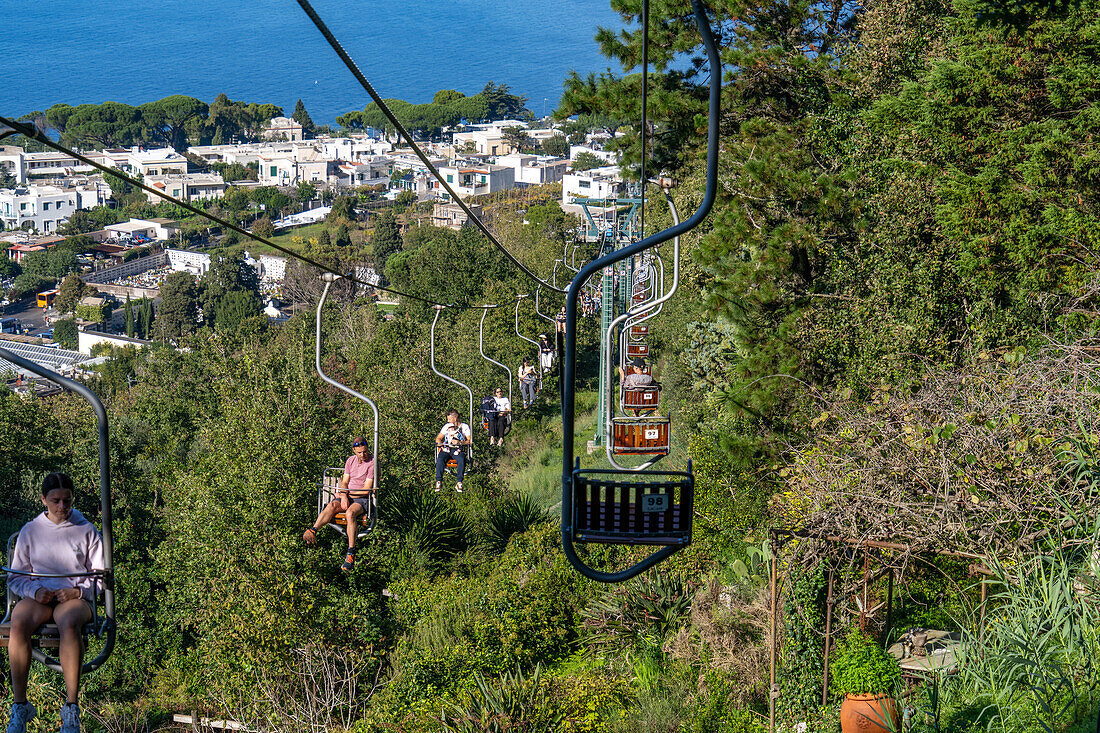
840 693 899 733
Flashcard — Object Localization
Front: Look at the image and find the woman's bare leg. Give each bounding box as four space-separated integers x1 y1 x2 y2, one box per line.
8 598 54 701
53 599 92 704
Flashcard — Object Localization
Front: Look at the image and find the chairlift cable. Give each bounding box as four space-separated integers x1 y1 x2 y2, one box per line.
292 0 570 295
0 117 462 309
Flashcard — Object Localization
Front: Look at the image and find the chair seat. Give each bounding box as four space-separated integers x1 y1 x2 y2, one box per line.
0 622 92 649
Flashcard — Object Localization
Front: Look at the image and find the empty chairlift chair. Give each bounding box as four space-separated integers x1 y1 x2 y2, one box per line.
559 0 720 582
571 464 694 546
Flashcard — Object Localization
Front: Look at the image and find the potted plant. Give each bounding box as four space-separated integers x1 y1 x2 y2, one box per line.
830 629 902 733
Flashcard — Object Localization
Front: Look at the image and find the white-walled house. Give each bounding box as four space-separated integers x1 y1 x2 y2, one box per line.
263 117 305 141
569 144 618 165
495 153 569 186
432 164 515 200
145 173 226 203
562 166 624 205
125 148 188 177
0 184 103 234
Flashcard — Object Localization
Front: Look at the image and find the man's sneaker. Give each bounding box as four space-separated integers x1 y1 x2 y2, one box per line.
6 701 35 733
455 482 464 493
434 482 442 492
60 703 80 733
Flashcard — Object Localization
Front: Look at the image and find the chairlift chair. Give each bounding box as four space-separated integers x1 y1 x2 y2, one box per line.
0 346 116 673
622 383 661 413
430 305 475 470
571 464 693 546
626 341 650 360
317 467 377 537
315 274 381 538
559 0 719 583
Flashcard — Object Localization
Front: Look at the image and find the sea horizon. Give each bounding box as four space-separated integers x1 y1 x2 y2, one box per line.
6 0 627 126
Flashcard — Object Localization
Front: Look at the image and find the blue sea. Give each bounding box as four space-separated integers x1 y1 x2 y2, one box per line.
6 0 628 125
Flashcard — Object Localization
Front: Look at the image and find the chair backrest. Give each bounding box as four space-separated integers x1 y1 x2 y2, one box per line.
626 341 649 359
571 468 693 546
611 418 671 455
623 385 661 411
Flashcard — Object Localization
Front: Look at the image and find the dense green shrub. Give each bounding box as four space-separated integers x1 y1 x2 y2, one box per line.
828 629 901 697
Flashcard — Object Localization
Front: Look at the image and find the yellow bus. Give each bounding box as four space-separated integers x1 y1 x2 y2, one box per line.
36 289 59 308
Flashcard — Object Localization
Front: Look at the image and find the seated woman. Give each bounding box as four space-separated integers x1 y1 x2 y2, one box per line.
487 387 511 447
538 334 555 374
519 357 538 408
435 409 472 493
6 472 104 733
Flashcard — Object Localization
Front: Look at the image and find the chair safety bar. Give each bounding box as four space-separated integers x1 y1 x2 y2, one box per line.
0 345 116 672
479 307 512 403
560 0 720 583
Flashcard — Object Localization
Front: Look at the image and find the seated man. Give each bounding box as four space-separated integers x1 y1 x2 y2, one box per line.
302 436 375 572
617 358 659 416
435 408 472 493
7 472 104 733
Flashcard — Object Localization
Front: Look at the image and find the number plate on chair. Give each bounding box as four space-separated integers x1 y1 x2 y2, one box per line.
644 429 659 439
644 393 653 400
642 493 669 512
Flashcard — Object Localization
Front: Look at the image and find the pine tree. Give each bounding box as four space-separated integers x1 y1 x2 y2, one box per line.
124 296 134 338
292 99 315 138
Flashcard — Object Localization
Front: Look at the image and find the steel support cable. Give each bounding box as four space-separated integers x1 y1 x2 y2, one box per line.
292 0 568 294
560 0 720 583
0 117 460 309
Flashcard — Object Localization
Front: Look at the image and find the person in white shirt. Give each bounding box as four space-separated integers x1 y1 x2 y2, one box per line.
434 409 472 492
487 387 512 446
6 472 104 733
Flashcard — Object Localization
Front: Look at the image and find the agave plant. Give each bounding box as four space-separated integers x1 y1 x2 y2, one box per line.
383 483 471 566
440 665 563 733
582 572 693 656
483 493 549 554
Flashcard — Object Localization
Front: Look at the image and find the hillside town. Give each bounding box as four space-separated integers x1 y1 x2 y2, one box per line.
0 112 626 375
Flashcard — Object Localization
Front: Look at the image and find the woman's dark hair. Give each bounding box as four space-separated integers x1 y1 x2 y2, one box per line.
447 408 460 418
41 472 75 496
522 358 530 365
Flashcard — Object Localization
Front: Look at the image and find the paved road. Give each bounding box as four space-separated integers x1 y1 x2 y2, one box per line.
0 295 51 335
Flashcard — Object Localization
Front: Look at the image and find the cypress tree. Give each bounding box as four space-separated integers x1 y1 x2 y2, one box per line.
124 296 134 338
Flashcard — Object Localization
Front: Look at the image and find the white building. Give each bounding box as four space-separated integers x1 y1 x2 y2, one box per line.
495 153 569 186
263 117 305 142
0 184 102 234
569 144 618 165
104 218 179 242
144 173 226 203
165 248 211 277
432 163 515 200
125 148 188 178
562 166 624 205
